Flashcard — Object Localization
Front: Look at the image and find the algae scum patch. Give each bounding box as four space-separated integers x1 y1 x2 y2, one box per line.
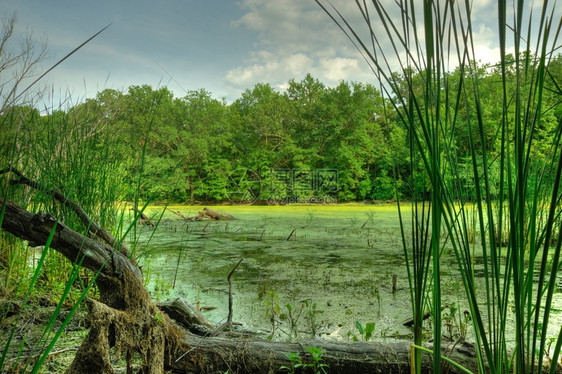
132 205 562 342
133 205 416 341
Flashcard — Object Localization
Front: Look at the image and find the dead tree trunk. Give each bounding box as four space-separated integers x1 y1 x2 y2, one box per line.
130 206 154 226
0 196 480 373
202 207 236 220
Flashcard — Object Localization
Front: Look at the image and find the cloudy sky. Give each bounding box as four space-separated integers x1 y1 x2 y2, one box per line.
3 0 559 109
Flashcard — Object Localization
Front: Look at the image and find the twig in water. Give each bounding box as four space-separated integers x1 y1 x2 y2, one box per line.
286 228 296 241
207 259 244 337
227 259 243 324
170 209 188 220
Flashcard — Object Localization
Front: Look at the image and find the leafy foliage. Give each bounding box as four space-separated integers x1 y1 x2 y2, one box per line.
3 61 560 204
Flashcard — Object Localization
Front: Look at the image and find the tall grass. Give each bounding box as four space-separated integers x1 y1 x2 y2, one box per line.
0 17 175 370
0 94 129 372
397 140 432 373
317 0 562 372
0 20 130 371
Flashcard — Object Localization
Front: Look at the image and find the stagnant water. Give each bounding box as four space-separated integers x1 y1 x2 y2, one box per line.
131 204 562 343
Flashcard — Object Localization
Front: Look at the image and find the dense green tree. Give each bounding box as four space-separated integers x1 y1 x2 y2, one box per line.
174 89 230 201
230 83 292 169
7 58 557 204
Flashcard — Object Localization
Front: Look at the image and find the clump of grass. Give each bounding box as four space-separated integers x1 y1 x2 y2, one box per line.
0 17 125 371
317 0 562 373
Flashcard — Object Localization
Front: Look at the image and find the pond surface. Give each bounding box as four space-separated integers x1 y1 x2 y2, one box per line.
129 204 562 343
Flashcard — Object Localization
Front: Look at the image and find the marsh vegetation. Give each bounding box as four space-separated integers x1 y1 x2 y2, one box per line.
1 0 562 372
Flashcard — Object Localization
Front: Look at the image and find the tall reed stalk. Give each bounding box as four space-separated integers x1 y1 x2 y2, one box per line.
0 20 129 371
317 0 562 372
0 94 130 371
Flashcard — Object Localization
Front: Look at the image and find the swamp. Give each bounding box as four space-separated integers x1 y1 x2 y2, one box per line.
1 0 562 372
137 204 562 344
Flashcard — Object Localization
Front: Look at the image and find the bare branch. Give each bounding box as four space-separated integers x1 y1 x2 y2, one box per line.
0 12 47 114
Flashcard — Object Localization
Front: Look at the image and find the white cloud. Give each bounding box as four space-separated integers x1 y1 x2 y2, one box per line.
225 52 315 89
285 53 315 73
226 64 264 87
226 0 375 92
472 23 503 66
320 57 359 82
230 0 561 95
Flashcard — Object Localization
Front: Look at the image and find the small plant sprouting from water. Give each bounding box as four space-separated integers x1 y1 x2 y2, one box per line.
152 274 172 302
280 345 328 374
262 293 325 340
372 284 381 308
264 290 280 340
280 302 305 339
442 303 469 342
348 321 376 342
322 269 334 290
303 299 324 338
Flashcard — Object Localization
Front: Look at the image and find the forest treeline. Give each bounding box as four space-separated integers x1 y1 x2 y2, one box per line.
2 54 561 204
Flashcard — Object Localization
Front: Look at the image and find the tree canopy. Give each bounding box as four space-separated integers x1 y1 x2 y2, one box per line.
2 58 560 204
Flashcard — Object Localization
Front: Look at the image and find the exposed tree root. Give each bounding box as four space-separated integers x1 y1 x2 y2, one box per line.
66 272 184 374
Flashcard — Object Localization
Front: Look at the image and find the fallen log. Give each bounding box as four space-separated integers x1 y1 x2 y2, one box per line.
156 298 214 334
0 198 140 278
171 335 479 374
0 167 134 260
172 208 237 221
0 194 481 373
130 206 154 226
154 296 479 373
